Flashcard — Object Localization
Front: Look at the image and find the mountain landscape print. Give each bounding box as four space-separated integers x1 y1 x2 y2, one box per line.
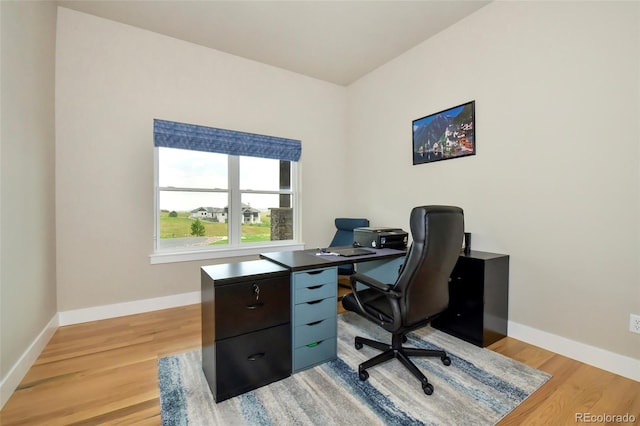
412 101 475 165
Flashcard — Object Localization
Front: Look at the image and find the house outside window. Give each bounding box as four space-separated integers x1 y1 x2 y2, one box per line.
151 119 302 263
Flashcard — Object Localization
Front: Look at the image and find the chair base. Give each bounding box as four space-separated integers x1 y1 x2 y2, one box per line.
354 333 450 395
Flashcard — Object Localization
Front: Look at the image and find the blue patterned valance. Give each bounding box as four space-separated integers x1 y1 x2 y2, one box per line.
154 119 301 162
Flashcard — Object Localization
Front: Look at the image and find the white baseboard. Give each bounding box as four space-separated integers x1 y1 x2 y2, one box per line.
508 320 640 382
58 291 201 326
1 291 201 410
1 314 59 410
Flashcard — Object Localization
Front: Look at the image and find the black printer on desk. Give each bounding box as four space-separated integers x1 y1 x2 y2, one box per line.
354 227 408 249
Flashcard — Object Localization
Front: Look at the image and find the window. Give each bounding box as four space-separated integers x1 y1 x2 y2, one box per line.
152 119 301 263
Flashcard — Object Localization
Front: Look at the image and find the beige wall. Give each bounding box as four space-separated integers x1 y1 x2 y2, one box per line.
347 1 640 358
0 1 57 378
4 0 638 393
55 7 349 311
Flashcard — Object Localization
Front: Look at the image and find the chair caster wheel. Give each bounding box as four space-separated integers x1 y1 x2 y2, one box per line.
359 369 369 381
422 382 434 395
355 341 363 350
441 356 451 366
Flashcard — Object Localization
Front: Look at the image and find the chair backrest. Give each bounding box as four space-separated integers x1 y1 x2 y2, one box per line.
393 206 464 326
329 218 370 247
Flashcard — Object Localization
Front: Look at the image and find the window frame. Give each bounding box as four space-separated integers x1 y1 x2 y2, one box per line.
150 148 303 264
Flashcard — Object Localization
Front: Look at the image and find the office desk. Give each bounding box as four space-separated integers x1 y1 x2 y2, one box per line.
201 248 508 401
260 247 406 372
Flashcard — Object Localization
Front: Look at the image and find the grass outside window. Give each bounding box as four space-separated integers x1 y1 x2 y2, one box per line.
160 211 272 244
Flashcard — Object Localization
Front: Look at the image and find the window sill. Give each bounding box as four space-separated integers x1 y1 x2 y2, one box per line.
149 242 305 265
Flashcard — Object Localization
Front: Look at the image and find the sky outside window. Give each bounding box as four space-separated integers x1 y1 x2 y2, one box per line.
240 156 280 191
158 148 284 211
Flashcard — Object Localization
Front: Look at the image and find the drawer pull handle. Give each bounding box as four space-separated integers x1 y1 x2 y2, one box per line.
307 320 324 326
306 270 324 275
306 300 322 305
246 303 264 310
308 285 323 290
247 352 265 361
307 342 319 348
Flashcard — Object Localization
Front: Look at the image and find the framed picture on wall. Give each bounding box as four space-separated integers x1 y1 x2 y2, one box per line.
412 100 475 165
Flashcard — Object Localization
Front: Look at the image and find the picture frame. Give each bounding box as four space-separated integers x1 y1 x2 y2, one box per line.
412 100 475 165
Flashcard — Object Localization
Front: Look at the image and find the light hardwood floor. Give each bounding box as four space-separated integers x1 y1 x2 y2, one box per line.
1 304 638 425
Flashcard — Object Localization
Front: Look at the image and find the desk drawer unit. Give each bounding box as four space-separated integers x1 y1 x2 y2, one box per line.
201 260 291 402
291 267 337 373
432 251 509 347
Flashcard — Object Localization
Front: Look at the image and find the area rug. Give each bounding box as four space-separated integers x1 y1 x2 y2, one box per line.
158 313 551 425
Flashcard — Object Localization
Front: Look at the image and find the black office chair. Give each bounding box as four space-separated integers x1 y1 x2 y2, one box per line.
341 205 464 395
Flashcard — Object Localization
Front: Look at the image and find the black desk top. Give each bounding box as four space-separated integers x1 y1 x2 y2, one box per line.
201 259 289 284
259 247 406 272
460 250 509 261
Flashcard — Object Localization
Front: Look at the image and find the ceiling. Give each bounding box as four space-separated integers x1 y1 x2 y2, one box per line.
57 1 490 86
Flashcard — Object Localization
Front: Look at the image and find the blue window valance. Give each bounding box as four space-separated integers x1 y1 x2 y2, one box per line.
154 119 301 162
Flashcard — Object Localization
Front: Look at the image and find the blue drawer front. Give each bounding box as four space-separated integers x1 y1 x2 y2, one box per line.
293 268 336 289
294 281 336 304
293 317 337 348
294 297 335 325
293 338 337 372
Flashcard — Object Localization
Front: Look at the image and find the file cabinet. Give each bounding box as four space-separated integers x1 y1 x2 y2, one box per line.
201 260 291 402
432 251 509 347
291 267 338 372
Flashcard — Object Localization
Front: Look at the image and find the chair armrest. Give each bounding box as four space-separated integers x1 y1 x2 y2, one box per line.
349 273 400 298
348 272 402 330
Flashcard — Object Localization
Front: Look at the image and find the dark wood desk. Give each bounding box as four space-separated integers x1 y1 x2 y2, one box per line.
259 247 406 271
265 248 510 349
201 248 508 402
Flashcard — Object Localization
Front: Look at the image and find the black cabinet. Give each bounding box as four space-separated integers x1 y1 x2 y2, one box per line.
201 260 291 402
432 250 509 347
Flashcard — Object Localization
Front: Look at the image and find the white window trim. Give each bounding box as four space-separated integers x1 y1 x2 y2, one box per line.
149 241 305 264
151 149 302 264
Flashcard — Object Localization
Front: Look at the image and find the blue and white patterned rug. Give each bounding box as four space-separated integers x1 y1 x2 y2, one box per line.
158 313 551 425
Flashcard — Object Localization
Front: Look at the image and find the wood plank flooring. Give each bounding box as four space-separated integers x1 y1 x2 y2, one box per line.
1 304 638 425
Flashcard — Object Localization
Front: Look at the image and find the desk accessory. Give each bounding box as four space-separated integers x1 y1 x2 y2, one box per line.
464 232 471 254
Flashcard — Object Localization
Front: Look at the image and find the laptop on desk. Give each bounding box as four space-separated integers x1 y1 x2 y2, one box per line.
330 247 376 257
